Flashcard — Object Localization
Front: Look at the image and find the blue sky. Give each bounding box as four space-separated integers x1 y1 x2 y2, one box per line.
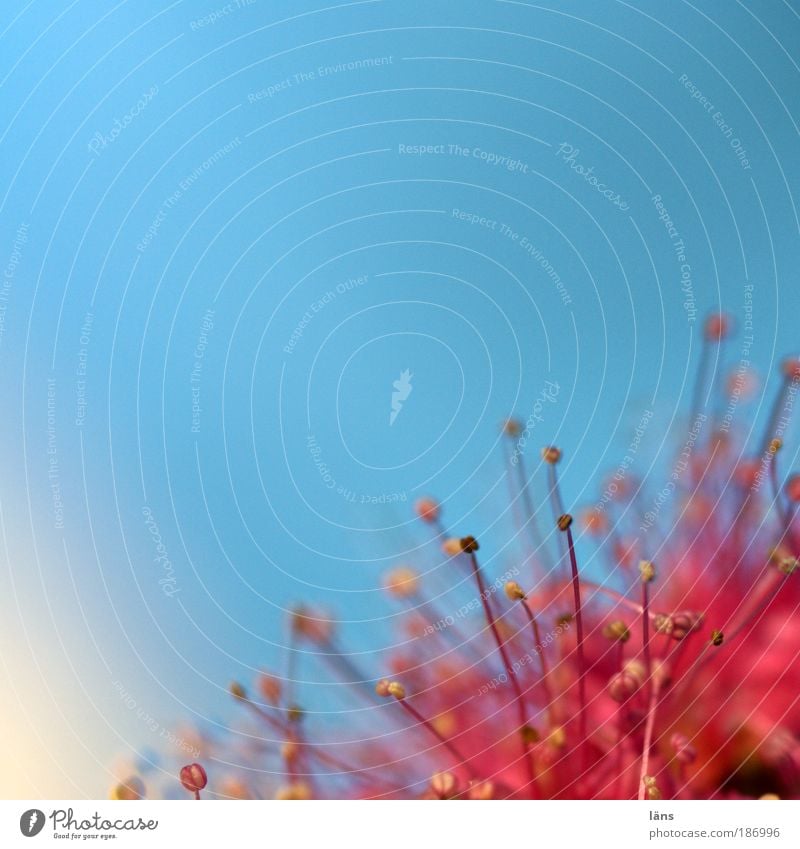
0 0 799 797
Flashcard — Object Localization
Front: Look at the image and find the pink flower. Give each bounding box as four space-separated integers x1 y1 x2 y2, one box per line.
126 330 800 802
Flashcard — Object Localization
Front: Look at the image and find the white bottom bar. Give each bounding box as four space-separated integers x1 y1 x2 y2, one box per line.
2 800 798 847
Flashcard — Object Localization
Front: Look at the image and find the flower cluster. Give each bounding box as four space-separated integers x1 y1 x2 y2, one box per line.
116 316 800 800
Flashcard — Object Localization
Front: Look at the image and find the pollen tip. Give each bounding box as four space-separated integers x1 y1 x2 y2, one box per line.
521 724 540 744
504 580 526 601
430 771 459 799
291 605 334 644
281 740 299 762
111 777 144 800
459 535 479 553
639 559 656 583
256 672 282 705
287 704 304 723
710 629 724 647
275 781 312 800
602 620 630 642
414 496 441 523
542 445 562 464
643 775 662 800
376 679 406 700
704 312 730 341
785 474 800 503
468 779 495 800
781 357 800 381
229 681 247 700
383 566 420 599
557 513 573 531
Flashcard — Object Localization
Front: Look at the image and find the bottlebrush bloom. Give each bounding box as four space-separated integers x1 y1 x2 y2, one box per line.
121 327 800 801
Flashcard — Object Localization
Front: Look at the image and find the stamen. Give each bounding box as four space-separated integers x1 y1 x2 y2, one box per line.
670 732 697 799
376 679 477 779
639 560 656 692
558 514 589 774
637 662 666 801
642 775 662 801
464 539 540 795
506 581 558 725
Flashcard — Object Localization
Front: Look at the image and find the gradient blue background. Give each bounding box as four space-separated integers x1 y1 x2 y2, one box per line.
1 0 799 797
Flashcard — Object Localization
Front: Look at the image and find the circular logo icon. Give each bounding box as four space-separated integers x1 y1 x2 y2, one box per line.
19 809 46 837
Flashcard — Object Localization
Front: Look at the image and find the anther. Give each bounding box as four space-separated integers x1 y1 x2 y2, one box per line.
430 771 459 799
459 535 480 553
376 679 406 700
639 560 656 583
603 620 630 642
504 580 526 601
542 446 561 464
